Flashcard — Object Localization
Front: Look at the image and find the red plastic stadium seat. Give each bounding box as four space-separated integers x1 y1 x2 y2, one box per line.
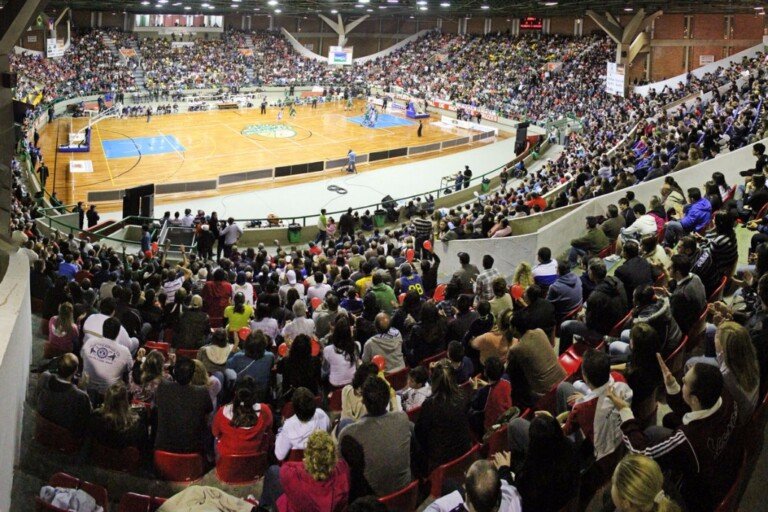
34 414 81 454
664 335 689 375
119 492 167 512
153 450 205 482
428 444 482 497
310 297 323 311
91 441 141 473
482 423 509 459
175 348 199 360
144 341 170 358
597 241 615 259
420 350 447 369
608 311 633 338
406 405 422 423
216 452 268 484
378 480 420 512
327 387 343 412
385 367 410 391
36 473 109 512
708 275 728 303
433 283 448 302
398 293 406 305
163 328 174 344
559 350 582 378
286 449 305 462
534 380 563 415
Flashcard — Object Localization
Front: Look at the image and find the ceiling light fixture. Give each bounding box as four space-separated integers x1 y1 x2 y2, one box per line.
480 5 490 9
440 2 450 6
274 8 282 13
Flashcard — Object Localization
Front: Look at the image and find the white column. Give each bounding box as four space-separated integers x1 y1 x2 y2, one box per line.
97 12 103 27
269 15 274 30
511 18 519 37
90 11 95 28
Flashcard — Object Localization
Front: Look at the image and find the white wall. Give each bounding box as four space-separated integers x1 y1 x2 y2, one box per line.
279 27 327 62
633 42 766 97
436 139 765 280
0 248 32 512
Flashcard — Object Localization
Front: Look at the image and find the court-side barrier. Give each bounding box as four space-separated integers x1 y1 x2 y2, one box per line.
434 139 765 281
39 138 546 248
83 133 500 203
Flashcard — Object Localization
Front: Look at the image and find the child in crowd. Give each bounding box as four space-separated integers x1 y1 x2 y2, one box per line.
400 366 431 411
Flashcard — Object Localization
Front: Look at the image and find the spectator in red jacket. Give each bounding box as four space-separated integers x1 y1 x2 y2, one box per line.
212 378 273 458
201 268 233 320
261 430 350 512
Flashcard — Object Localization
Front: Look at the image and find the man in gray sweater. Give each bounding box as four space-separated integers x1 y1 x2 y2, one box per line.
339 376 413 501
362 313 405 372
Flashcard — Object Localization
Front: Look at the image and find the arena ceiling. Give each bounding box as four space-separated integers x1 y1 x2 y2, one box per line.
13 0 768 17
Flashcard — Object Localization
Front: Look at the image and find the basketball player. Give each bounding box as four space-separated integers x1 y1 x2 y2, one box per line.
289 104 297 118
277 108 284 122
146 106 152 123
417 120 423 137
345 97 353 112
260 97 267 115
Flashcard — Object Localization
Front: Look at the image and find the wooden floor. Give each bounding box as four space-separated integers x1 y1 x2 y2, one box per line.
39 100 498 208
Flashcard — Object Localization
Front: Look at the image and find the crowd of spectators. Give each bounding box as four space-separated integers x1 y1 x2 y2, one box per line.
9 26 768 512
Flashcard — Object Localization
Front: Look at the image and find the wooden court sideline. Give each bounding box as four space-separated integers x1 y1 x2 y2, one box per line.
39 100 503 208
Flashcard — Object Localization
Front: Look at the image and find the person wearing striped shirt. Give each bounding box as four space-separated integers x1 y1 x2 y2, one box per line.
606 360 740 512
411 210 433 257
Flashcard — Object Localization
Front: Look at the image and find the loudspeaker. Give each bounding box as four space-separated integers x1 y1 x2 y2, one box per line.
122 193 140 218
515 122 529 155
381 194 396 210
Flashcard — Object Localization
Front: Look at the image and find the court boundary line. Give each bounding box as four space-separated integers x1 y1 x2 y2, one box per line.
93 124 116 186
157 131 187 162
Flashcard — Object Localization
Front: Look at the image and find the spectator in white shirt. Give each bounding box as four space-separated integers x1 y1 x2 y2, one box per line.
274 387 331 461
82 298 139 354
281 300 315 343
279 270 305 305
306 271 332 304
232 271 254 306
81 317 133 402
181 208 195 228
221 217 243 258
250 302 280 343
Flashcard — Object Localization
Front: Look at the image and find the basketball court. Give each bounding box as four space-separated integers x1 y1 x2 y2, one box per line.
40 100 503 211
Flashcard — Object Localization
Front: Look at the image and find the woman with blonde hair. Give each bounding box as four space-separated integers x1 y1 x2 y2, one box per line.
191 358 223 411
513 261 534 290
692 321 760 425
46 302 79 358
260 430 350 512
611 455 681 512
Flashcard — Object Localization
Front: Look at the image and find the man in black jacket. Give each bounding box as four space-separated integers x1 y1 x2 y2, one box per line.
515 284 555 334
615 241 656 302
558 258 628 354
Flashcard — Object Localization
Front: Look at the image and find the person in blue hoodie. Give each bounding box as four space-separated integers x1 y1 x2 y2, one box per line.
663 187 712 247
546 260 583 319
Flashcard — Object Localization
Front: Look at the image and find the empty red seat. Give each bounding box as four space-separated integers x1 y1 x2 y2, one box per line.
144 341 170 358
153 450 205 482
310 297 323 310
559 350 582 378
119 492 167 512
385 367 410 391
428 444 482 497
378 479 420 512
216 452 268 484
34 414 81 454
175 348 199 359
